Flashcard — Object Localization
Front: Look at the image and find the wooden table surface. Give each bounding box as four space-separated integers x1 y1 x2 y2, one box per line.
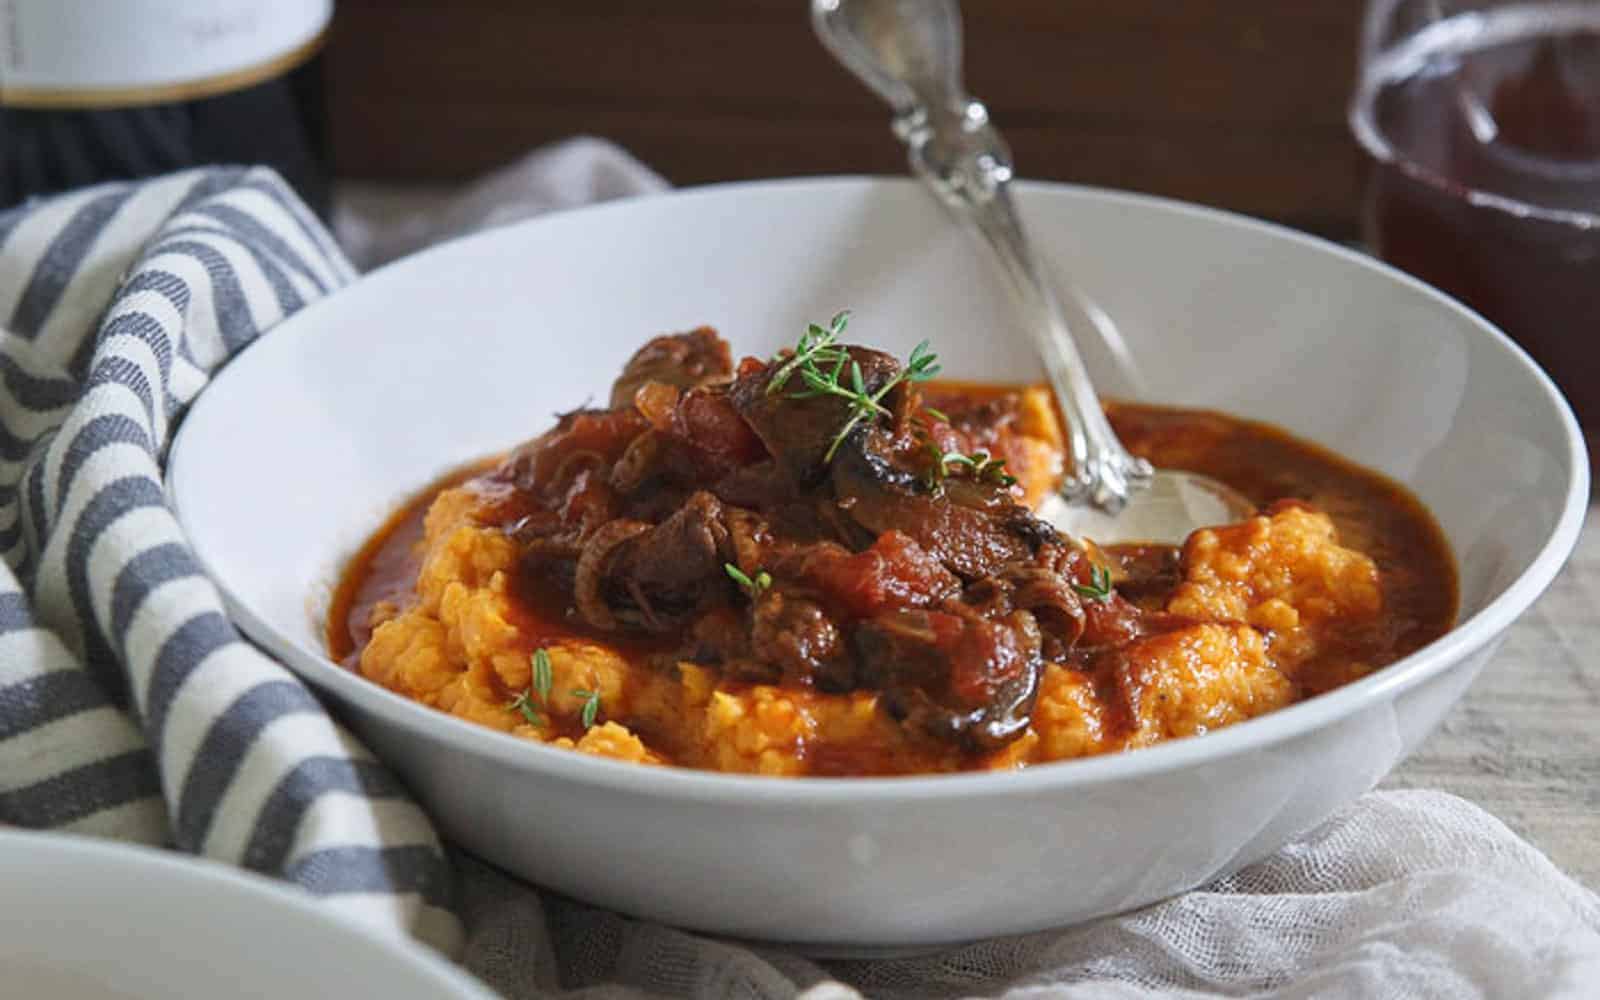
326 1 1368 241
1383 505 1600 890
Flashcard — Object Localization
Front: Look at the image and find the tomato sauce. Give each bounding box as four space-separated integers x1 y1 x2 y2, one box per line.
327 391 1457 772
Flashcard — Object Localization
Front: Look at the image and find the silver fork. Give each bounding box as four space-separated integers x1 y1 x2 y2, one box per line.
813 0 1253 542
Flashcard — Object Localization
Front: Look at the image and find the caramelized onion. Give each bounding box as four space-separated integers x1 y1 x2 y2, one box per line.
573 519 652 630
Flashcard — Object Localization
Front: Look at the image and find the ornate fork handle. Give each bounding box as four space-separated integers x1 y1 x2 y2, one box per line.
813 0 1152 512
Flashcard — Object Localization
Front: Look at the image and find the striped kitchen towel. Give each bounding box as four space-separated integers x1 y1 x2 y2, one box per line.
0 167 460 950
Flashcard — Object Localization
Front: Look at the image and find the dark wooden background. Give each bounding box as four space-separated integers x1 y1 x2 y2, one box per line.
326 1 1367 239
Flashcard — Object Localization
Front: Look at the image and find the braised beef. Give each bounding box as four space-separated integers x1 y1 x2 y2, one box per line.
587 491 733 632
852 606 1043 749
729 345 904 485
609 327 734 409
772 531 959 618
749 592 849 688
830 426 1058 580
964 558 1088 660
609 389 766 506
1103 544 1184 607
490 325 1133 757
504 407 648 496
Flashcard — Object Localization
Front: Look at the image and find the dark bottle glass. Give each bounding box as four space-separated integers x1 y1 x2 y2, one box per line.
1353 9 1600 436
1 3 331 217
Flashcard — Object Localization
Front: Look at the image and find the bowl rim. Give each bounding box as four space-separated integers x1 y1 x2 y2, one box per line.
170 174 1591 805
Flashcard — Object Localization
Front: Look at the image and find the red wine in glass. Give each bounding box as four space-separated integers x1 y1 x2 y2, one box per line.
1351 6 1600 442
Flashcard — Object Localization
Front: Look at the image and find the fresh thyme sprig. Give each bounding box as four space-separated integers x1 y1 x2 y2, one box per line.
1073 564 1114 603
969 451 1017 487
921 442 1019 492
508 647 602 731
769 315 944 463
767 310 850 396
724 563 772 599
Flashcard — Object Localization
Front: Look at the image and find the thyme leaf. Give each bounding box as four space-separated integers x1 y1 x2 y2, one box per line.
531 647 553 703
508 689 543 727
724 562 773 599
571 689 602 729
508 647 557 727
1072 563 1114 603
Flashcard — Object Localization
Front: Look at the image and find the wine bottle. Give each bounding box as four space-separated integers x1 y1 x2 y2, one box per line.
0 0 332 216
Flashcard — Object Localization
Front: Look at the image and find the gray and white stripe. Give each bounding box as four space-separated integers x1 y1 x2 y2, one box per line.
0 168 459 951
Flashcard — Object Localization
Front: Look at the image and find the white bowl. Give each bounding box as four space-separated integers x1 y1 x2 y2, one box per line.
0 830 494 999
167 177 1587 950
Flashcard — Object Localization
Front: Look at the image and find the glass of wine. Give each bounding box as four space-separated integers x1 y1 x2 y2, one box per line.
1350 0 1600 447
